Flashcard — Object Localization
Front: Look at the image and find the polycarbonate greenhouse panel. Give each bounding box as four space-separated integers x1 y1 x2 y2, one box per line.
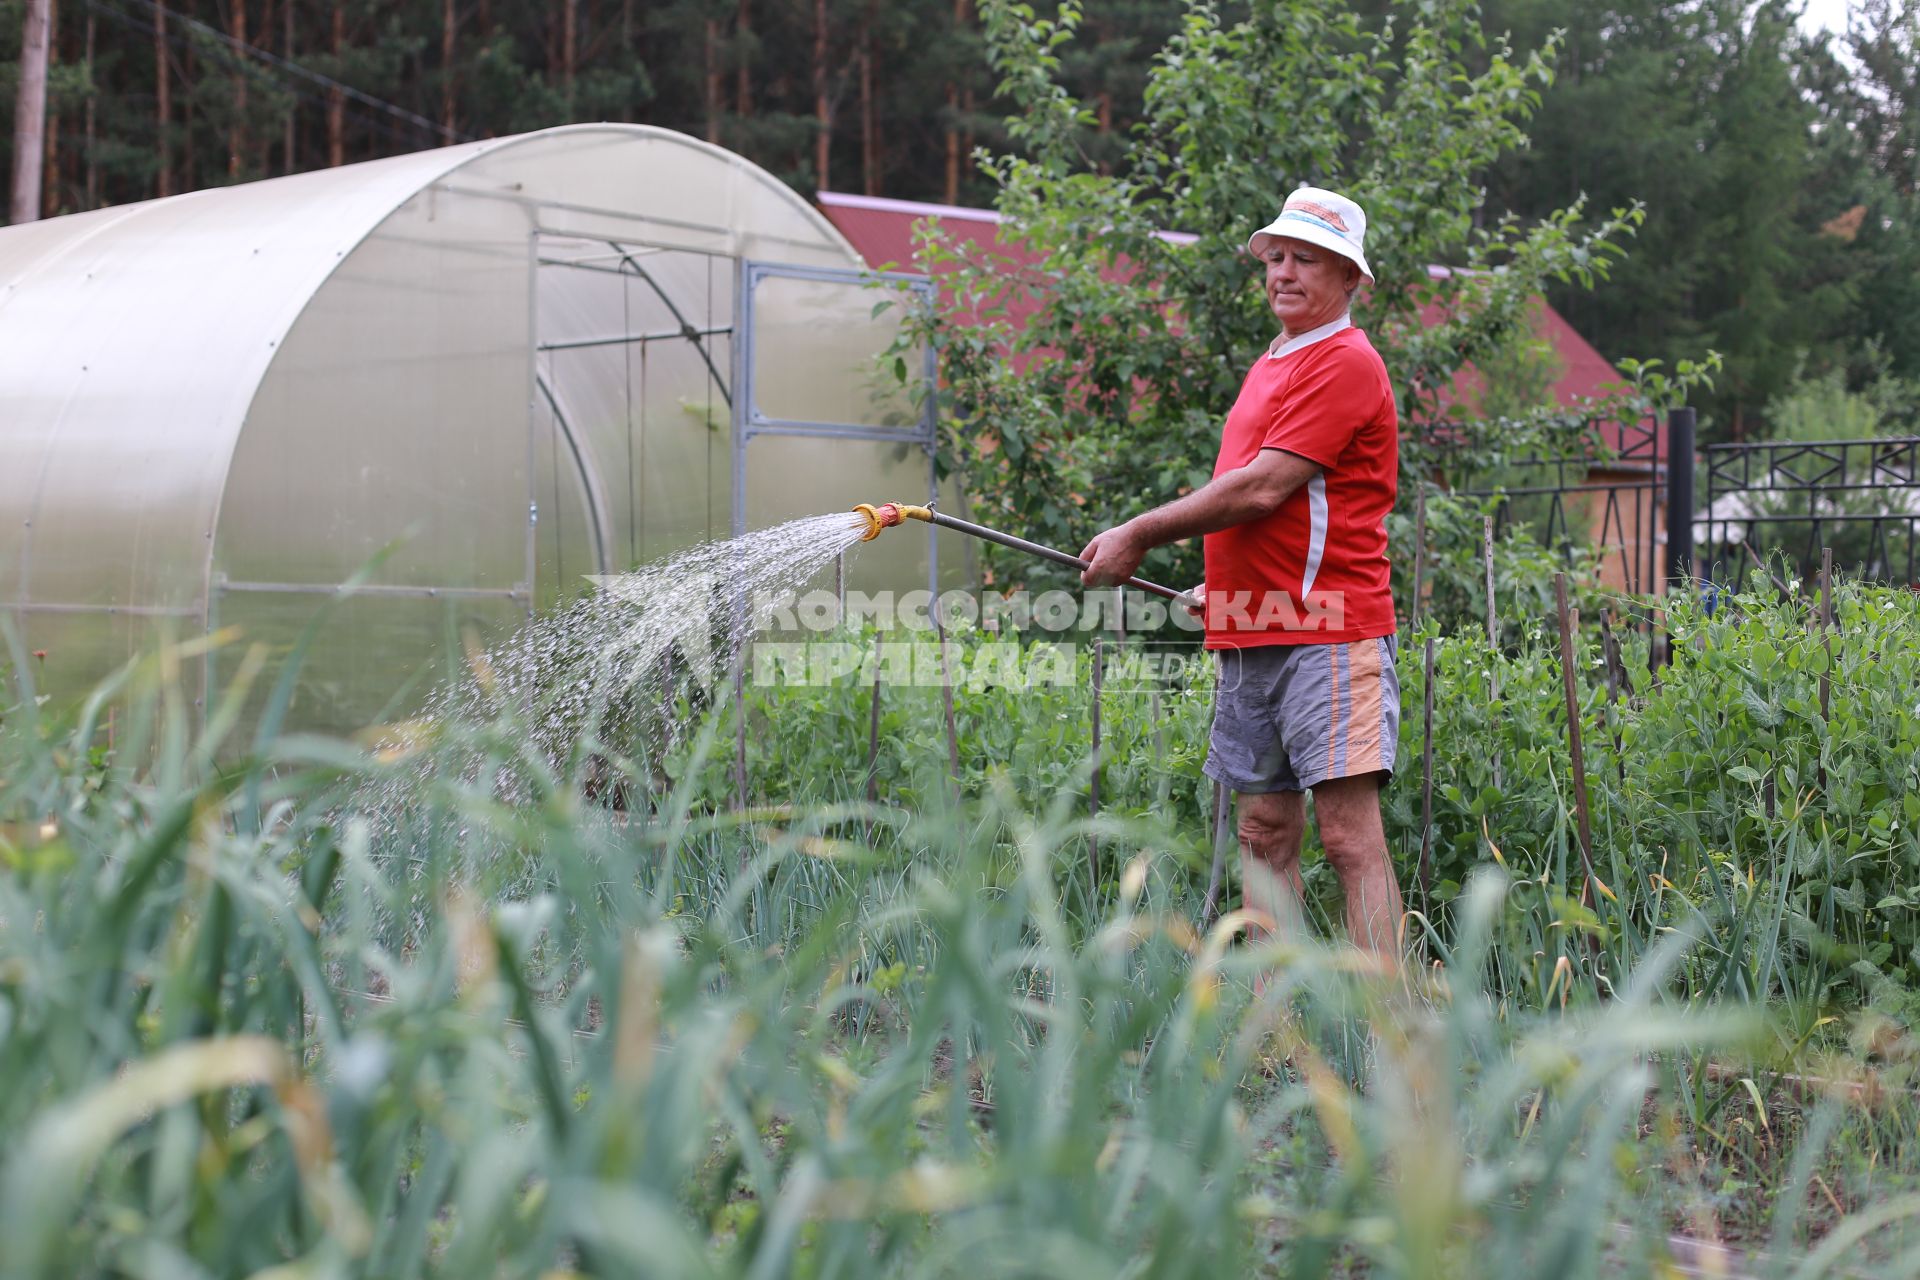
743 434 969 596
748 273 924 430
217 176 534 593
530 391 602 613
462 130 856 268
209 592 526 737
0 144 502 616
9 607 199 712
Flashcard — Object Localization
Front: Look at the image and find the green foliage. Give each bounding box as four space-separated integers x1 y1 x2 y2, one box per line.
1400 581 1920 1018
1764 359 1918 443
1480 0 1920 434
911 0 1644 598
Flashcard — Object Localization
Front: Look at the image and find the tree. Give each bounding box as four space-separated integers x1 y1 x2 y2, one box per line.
1 0 1169 220
1834 1 1920 386
1477 0 1916 437
1849 0 1920 197
9 0 51 221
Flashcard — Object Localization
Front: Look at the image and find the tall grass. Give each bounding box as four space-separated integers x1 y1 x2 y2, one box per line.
4 583 1920 1276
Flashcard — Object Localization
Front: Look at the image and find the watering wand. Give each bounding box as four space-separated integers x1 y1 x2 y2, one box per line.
853 502 1199 610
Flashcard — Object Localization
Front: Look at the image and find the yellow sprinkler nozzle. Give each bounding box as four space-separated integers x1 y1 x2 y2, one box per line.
852 502 891 541
852 501 934 541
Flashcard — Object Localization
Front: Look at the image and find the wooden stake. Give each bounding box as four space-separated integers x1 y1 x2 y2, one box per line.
865 632 884 805
1089 637 1102 899
1202 779 1230 926
1410 483 1427 627
933 612 961 802
1419 636 1436 914
1598 608 1627 785
1484 513 1498 651
1554 573 1597 894
1819 546 1833 724
1485 513 1502 790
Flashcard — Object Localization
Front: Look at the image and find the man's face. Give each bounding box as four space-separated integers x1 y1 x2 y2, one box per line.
1261 236 1359 335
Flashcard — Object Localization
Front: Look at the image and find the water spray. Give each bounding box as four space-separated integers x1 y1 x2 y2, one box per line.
853 502 1199 609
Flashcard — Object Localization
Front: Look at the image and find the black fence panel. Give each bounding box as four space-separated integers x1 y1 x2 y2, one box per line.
1432 416 1920 596
1428 410 1678 597
1701 437 1920 588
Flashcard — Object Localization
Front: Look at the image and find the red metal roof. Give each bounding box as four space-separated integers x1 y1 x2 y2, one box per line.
818 191 1009 268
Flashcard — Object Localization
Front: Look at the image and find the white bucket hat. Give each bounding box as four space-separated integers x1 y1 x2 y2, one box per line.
1247 186 1373 285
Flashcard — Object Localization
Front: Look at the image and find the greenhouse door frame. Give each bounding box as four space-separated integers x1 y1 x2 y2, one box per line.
531 231 740 596
731 261 941 595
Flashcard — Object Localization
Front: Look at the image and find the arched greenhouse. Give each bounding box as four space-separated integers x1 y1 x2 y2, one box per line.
0 124 951 732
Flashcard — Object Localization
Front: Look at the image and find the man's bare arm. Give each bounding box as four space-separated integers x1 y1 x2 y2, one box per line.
1079 448 1320 587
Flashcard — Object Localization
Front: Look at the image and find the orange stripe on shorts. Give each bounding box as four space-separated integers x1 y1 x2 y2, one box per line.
1324 644 1344 777
1345 639 1385 774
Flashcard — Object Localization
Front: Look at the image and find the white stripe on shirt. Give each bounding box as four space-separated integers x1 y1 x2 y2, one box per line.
1301 473 1329 596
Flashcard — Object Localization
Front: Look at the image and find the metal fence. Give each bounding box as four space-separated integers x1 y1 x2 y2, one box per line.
1431 408 1696 596
1700 436 1920 588
1438 413 1920 595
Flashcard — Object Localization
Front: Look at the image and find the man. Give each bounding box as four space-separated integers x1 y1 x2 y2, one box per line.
1079 186 1403 962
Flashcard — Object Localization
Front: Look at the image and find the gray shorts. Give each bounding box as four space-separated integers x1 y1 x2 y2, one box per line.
1204 636 1400 794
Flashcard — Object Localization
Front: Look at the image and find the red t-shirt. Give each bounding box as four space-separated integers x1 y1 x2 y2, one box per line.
1203 325 1398 648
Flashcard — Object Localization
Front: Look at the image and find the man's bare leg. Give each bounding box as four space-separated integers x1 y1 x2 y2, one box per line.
1308 774 1403 964
1236 790 1307 942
